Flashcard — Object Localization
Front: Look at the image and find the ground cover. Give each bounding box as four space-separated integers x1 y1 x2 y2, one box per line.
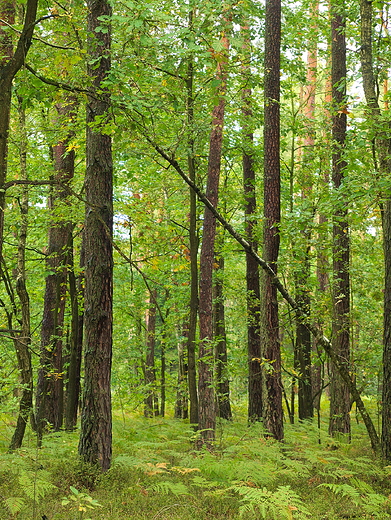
0 404 390 519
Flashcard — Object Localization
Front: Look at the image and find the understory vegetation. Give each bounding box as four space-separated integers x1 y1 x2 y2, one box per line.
1 402 391 520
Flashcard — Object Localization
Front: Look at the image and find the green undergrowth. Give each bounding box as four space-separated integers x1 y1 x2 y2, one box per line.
0 408 391 519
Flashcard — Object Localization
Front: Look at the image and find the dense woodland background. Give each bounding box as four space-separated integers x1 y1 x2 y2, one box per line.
1 0 391 506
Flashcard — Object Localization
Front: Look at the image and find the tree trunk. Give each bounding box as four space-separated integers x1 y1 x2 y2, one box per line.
65 234 84 430
360 0 391 459
144 290 158 417
241 23 262 423
36 103 75 437
214 253 232 420
262 0 283 441
9 98 33 451
78 0 113 471
329 1 351 438
186 28 199 424
197 20 230 448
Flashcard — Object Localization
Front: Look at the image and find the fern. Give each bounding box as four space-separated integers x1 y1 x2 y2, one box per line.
18 469 57 502
4 496 25 516
150 480 190 496
233 484 311 519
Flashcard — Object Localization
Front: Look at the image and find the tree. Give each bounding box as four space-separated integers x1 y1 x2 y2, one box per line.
78 0 113 471
329 0 350 438
262 0 283 440
197 12 230 448
36 100 76 437
360 0 391 460
241 22 263 423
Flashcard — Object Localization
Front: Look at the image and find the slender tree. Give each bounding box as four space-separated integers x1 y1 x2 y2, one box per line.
329 0 351 438
197 14 230 448
78 0 113 471
262 0 283 440
360 0 391 459
241 23 263 423
9 97 33 450
36 100 76 436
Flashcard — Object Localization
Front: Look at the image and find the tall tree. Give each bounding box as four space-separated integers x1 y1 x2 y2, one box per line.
241 23 263 423
186 11 199 424
197 13 230 448
360 0 391 459
262 0 283 440
36 100 76 436
78 0 113 471
9 97 33 450
329 0 350 438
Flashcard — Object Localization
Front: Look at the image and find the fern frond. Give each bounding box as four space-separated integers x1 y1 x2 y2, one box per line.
4 496 25 516
150 481 189 496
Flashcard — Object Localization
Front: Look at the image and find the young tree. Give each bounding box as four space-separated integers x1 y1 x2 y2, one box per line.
197 14 230 448
262 0 283 440
78 0 113 471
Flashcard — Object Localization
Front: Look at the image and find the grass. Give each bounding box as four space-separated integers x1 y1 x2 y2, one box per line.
0 404 390 519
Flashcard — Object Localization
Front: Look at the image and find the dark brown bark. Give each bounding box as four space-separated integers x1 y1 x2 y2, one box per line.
214 253 232 420
174 328 188 419
186 29 199 424
241 24 262 423
36 103 75 436
197 24 230 448
65 235 84 430
78 0 113 471
360 0 391 460
144 290 158 417
329 3 351 438
154 139 380 454
262 0 283 440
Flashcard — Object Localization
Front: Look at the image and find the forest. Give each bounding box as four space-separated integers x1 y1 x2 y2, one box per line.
1 0 391 517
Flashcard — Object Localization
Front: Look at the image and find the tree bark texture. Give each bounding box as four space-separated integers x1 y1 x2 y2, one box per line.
36 102 76 435
329 3 351 438
262 0 283 441
186 39 199 425
78 0 113 472
241 24 262 423
197 25 230 448
360 0 391 460
214 253 232 420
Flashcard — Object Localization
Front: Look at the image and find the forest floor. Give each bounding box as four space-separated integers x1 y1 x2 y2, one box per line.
0 401 390 520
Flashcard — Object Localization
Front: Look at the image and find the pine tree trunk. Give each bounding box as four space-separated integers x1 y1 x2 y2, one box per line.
78 0 113 471
197 22 230 448
359 0 391 459
241 24 262 422
262 0 283 441
186 35 199 425
329 2 351 438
